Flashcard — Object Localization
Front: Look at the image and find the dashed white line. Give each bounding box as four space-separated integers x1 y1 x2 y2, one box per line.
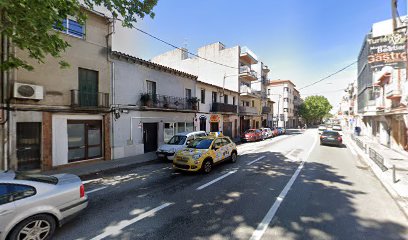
249 132 318 240
90 202 173 240
86 186 107 194
247 156 266 166
196 170 237 190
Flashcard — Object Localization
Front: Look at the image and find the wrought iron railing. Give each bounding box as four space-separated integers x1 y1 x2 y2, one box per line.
262 106 271 114
138 93 198 111
369 147 388 172
70 90 109 108
211 102 237 113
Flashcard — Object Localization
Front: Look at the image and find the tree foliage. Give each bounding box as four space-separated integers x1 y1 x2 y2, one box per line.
0 0 158 71
298 95 332 124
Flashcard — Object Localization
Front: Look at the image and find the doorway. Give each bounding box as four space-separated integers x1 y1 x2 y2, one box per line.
67 120 102 163
199 116 207 132
17 122 41 170
210 122 219 132
223 122 232 138
143 123 158 153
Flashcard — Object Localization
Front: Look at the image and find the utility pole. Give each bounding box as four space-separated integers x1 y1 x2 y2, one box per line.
392 0 398 31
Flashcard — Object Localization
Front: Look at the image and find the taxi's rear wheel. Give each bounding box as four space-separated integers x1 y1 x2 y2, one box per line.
230 152 237 163
202 159 212 173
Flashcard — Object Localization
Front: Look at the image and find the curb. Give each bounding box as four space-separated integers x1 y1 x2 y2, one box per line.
344 134 408 220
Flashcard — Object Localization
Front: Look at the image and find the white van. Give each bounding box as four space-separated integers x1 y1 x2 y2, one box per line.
156 131 207 161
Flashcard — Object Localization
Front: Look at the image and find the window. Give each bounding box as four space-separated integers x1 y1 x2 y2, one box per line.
233 96 236 105
147 81 156 95
54 17 85 38
177 122 186 133
284 98 288 102
212 92 217 103
284 87 289 92
201 89 205 104
186 122 194 132
68 120 102 162
252 100 255 107
186 88 192 99
0 184 36 205
268 89 270 95
164 123 175 143
224 94 228 104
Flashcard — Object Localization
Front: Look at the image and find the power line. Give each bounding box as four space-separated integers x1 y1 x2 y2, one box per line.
302 88 346 96
133 27 239 69
298 61 357 90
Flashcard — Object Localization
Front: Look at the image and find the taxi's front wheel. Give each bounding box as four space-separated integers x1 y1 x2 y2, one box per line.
230 152 237 163
202 159 212 173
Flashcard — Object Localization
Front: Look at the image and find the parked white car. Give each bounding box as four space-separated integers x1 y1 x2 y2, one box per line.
0 171 88 240
332 125 342 131
156 131 207 161
318 125 327 134
260 128 273 139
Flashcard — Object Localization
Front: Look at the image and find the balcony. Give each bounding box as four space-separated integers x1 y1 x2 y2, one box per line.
262 106 271 114
240 46 258 64
211 102 237 113
239 106 258 115
70 90 109 108
240 85 259 98
239 66 258 81
385 81 402 99
138 93 198 111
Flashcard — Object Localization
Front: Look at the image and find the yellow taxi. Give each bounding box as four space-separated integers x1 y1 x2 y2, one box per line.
173 133 238 173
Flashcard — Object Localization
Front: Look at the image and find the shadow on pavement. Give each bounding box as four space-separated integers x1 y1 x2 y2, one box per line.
112 151 407 240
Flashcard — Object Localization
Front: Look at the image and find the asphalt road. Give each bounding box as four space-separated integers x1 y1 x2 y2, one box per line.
54 129 408 240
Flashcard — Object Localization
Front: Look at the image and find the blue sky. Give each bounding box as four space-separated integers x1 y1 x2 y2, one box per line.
113 0 407 110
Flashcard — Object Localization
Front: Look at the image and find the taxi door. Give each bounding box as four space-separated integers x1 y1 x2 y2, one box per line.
213 138 225 163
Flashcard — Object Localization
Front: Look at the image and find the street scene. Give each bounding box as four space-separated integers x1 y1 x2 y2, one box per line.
1 0 408 240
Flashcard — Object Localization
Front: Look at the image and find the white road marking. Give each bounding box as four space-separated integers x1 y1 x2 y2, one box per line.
249 133 318 240
196 170 237 190
247 156 266 166
86 186 107 194
90 202 173 240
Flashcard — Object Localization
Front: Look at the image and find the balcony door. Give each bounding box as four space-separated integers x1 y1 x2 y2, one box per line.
79 68 98 107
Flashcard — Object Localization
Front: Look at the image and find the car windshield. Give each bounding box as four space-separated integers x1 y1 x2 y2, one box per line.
14 172 58 185
245 130 255 134
187 139 213 149
322 131 340 137
167 135 187 145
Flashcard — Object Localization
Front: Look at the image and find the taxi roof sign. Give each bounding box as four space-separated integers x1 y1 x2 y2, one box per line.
208 132 223 137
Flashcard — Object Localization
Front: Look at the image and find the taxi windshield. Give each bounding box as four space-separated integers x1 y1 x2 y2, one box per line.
187 139 213 149
168 135 186 145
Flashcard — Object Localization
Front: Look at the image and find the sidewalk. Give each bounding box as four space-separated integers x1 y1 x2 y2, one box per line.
43 152 159 179
344 129 408 218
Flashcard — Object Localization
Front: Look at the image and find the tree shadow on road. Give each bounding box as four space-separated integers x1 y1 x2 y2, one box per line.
59 150 408 240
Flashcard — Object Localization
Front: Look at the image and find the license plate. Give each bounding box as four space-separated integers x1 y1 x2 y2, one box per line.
158 154 165 157
327 138 335 140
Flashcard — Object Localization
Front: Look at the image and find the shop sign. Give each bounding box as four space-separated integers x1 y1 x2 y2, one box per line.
210 114 220 122
367 31 407 71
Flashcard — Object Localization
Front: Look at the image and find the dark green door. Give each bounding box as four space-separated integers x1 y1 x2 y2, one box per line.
79 68 98 107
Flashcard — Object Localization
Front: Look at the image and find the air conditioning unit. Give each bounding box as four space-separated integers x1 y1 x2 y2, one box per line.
13 83 44 100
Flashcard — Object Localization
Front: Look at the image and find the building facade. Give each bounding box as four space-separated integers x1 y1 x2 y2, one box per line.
1 9 112 171
151 42 264 134
266 80 298 128
195 81 239 139
356 18 408 153
110 51 198 159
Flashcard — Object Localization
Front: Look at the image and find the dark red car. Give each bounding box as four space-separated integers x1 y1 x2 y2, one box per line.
241 129 262 142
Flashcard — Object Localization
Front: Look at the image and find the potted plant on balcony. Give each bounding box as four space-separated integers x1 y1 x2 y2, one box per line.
140 93 151 107
187 97 199 110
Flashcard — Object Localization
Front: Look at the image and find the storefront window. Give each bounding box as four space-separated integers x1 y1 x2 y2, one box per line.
67 120 102 162
177 122 185 133
186 122 194 132
164 123 174 143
